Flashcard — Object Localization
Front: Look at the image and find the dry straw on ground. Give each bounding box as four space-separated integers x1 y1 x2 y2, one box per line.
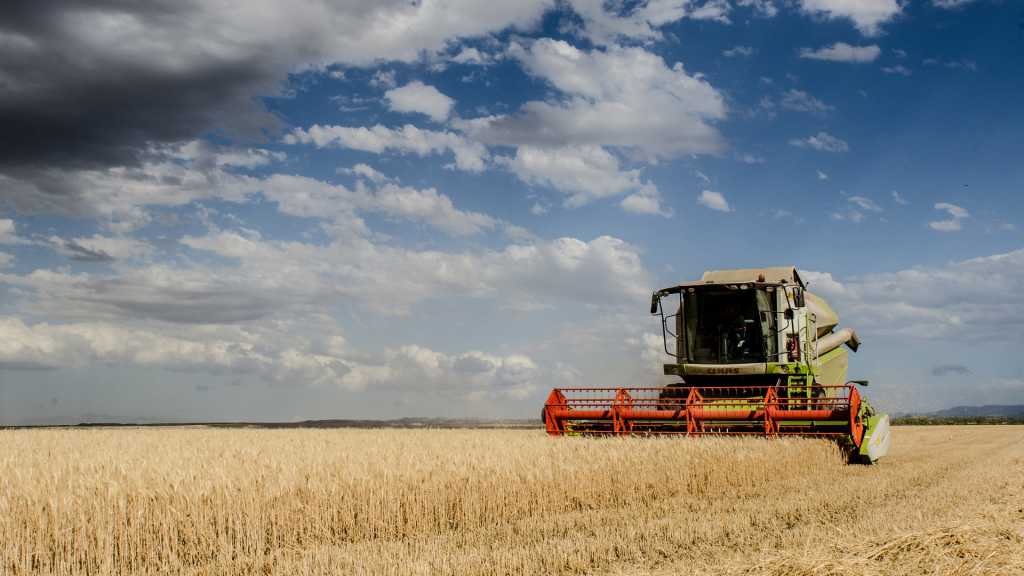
1 426 1021 575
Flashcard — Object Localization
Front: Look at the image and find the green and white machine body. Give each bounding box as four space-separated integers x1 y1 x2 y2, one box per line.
650 266 891 463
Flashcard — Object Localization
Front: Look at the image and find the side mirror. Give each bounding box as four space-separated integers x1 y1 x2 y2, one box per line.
848 380 869 387
650 294 661 315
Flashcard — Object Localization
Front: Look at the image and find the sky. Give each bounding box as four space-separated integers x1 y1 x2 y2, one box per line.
1 0 1023 424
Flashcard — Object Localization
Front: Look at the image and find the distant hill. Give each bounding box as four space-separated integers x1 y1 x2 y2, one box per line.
894 404 1024 425
928 405 1024 419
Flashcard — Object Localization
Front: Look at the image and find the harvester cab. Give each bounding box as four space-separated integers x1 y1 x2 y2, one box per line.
543 266 891 464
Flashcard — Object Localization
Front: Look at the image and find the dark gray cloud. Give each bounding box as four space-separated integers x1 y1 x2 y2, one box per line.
931 364 972 377
0 0 556 216
58 239 114 263
78 279 283 324
0 1 280 173
0 62 277 169
2 265 291 325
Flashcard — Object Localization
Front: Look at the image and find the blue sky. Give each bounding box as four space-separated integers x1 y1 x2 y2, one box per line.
1 0 1022 424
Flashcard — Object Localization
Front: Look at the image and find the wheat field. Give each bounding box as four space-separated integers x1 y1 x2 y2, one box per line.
1 426 1021 576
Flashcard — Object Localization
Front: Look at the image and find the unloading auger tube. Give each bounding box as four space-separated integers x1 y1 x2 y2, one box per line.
542 266 891 464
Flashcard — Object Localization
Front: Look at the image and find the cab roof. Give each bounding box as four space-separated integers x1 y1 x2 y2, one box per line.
651 266 807 314
700 266 804 288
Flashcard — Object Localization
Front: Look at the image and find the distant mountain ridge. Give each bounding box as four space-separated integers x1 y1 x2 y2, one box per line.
925 405 1024 419
892 404 1024 424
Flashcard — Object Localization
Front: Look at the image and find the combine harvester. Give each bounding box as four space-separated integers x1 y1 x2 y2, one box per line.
543 267 891 463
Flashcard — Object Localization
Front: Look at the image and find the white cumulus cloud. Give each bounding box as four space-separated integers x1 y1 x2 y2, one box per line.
566 0 731 45
257 173 498 237
930 202 970 232
737 0 779 17
798 0 901 36
338 163 393 184
697 190 732 212
780 89 833 114
620 185 671 217
0 219 19 244
799 42 881 63
284 124 488 172
790 132 850 152
460 39 727 161
723 45 755 58
848 195 883 212
499 145 659 210
0 316 539 398
883 65 912 76
802 248 1024 340
384 81 455 122
932 0 979 8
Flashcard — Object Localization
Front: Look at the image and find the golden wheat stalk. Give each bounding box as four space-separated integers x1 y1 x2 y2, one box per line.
0 426 1020 575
